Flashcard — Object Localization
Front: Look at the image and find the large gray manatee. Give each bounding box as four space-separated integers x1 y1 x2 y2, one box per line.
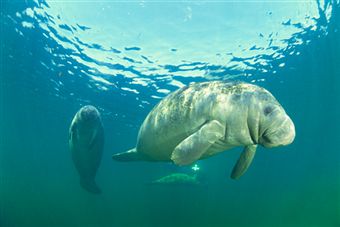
112 81 295 179
69 105 104 193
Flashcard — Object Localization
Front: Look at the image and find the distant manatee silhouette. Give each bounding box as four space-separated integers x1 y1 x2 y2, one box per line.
148 173 200 186
69 105 104 194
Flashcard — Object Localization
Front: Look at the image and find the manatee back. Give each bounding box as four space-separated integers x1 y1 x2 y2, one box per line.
136 85 205 160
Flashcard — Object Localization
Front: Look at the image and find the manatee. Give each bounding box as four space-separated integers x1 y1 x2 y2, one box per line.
149 173 200 186
69 105 104 194
112 81 295 179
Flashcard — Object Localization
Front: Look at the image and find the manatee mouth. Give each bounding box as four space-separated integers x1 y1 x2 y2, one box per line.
261 117 295 147
260 132 275 147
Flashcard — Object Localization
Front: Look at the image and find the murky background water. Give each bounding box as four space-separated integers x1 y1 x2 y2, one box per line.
1 1 339 226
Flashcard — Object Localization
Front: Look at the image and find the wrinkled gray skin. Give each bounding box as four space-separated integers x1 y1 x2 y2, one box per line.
69 105 104 194
112 81 295 179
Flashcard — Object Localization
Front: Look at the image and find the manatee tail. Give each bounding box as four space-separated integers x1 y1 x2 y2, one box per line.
80 178 101 194
112 148 152 162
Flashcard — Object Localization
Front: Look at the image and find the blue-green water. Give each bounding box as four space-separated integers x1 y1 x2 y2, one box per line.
1 1 339 226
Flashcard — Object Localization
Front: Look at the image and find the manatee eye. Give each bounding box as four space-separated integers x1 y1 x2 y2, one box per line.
263 106 273 116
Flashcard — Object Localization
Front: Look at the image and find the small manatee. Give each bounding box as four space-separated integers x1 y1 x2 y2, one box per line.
149 173 200 186
69 105 104 194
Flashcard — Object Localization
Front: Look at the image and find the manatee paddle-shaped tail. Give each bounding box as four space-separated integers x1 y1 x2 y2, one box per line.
112 148 153 161
80 178 101 194
231 145 257 179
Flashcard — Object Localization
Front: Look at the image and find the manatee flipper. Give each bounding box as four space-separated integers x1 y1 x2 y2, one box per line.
171 120 225 166
231 145 257 180
89 128 99 150
69 121 78 142
80 178 101 194
112 148 152 162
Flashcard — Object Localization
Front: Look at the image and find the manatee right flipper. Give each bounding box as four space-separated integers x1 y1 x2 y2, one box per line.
231 145 257 179
112 148 152 162
171 120 225 166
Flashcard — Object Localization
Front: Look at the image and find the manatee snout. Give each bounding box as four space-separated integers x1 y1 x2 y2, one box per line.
278 116 295 146
261 115 295 148
80 105 100 122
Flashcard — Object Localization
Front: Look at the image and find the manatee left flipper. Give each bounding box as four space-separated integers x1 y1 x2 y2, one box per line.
231 145 257 180
171 120 225 166
89 127 101 151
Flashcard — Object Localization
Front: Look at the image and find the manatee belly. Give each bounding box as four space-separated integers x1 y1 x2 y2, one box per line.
71 132 104 178
137 118 206 161
202 139 234 158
